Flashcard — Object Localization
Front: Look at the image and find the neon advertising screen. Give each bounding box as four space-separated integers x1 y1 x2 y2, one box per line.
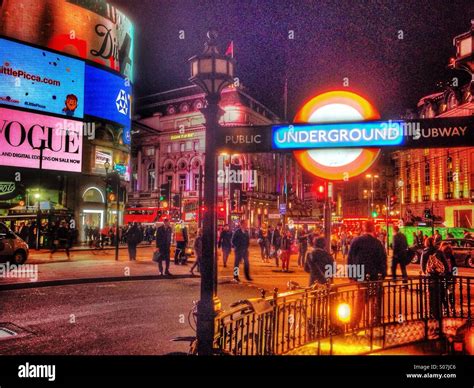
0 0 134 81
84 64 132 144
0 107 83 172
0 38 85 119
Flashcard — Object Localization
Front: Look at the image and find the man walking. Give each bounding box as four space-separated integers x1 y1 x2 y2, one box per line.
126 222 142 261
392 225 408 282
347 221 387 326
297 226 309 267
218 224 232 268
50 220 71 259
231 220 252 282
268 225 281 267
155 218 173 276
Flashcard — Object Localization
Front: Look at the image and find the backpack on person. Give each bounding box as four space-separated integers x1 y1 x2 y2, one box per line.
426 253 445 275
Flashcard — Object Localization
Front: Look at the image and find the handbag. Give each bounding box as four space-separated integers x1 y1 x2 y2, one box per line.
152 250 161 262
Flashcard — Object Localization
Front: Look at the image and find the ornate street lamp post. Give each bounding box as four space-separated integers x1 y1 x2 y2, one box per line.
188 30 235 355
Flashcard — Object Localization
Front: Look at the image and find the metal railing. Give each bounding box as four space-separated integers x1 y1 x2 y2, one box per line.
214 275 473 355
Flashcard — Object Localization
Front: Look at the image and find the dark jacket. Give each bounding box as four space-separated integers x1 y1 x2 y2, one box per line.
56 226 69 241
156 225 172 251
420 247 449 276
347 233 387 280
218 230 232 250
126 225 142 245
392 231 408 262
305 248 335 285
231 228 250 253
18 226 29 241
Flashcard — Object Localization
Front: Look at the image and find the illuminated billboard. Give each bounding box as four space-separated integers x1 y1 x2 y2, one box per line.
85 64 131 142
0 38 85 118
293 91 381 181
0 107 83 172
0 0 134 81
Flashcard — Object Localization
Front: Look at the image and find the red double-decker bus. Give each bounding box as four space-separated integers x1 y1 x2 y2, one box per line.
124 207 177 225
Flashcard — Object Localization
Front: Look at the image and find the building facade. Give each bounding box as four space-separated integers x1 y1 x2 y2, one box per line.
392 82 474 228
130 85 304 227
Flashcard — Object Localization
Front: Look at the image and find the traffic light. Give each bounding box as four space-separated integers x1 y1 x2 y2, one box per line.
424 208 432 219
160 182 171 202
106 182 114 201
172 194 181 208
389 195 397 208
371 211 378 218
218 205 226 218
316 185 325 201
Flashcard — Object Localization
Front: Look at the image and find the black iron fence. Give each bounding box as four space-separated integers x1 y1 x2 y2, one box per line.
214 275 473 355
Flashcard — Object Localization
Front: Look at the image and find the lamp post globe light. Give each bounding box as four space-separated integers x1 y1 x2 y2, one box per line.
188 30 235 355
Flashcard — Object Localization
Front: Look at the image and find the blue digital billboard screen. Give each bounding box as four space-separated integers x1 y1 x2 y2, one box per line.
84 64 132 139
0 38 85 118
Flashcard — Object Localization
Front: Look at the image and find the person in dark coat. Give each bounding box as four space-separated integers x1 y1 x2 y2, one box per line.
297 226 310 267
267 225 281 267
218 224 232 268
155 218 173 276
231 220 252 282
126 222 142 261
50 220 71 259
305 237 335 285
420 237 449 319
347 221 387 327
391 225 409 282
347 221 387 281
256 227 268 263
17 222 29 242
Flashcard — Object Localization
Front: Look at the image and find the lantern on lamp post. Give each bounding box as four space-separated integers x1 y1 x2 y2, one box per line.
188 30 235 355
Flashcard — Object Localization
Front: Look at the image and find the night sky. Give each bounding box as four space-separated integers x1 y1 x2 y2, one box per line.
110 0 474 119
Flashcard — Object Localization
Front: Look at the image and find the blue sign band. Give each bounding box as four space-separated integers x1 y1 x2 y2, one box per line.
272 121 405 149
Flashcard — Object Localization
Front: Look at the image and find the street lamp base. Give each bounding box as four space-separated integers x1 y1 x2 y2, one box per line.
196 296 222 355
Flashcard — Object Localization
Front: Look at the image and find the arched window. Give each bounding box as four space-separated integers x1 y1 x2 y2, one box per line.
83 187 105 203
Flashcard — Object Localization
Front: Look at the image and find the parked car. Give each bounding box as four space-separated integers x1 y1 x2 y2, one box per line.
440 238 474 268
410 238 474 268
0 222 29 265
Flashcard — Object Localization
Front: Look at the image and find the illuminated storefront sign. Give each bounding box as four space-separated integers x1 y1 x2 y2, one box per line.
170 132 195 141
0 0 134 80
84 64 132 144
273 121 404 149
0 107 83 172
0 38 85 118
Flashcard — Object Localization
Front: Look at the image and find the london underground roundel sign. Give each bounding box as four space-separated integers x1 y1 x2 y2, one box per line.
293 90 381 181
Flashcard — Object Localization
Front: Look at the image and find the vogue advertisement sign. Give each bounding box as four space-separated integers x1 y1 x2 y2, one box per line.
0 0 134 81
0 38 85 118
0 108 83 172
